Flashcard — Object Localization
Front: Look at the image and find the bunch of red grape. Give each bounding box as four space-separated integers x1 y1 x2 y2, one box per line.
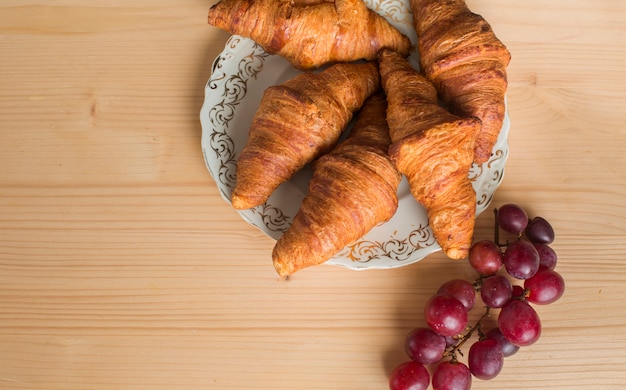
389 204 565 390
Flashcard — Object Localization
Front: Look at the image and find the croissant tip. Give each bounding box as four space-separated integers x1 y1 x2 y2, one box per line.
472 146 493 164
231 192 264 210
230 196 246 210
273 261 293 279
444 247 469 260
473 155 490 165
272 247 293 278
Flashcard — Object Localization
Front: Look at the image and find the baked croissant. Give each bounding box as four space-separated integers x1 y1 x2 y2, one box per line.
378 49 480 259
207 0 412 71
231 61 380 210
272 94 401 277
410 0 511 164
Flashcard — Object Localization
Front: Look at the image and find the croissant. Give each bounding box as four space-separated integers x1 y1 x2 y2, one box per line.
272 94 401 277
378 49 481 259
207 0 412 71
410 0 511 164
231 61 380 210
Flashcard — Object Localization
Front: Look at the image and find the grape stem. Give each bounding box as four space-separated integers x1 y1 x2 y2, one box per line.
493 207 500 247
493 207 516 248
444 306 491 362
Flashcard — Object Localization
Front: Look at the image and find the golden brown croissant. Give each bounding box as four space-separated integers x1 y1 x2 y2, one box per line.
207 0 412 70
378 49 480 259
272 94 401 277
410 0 511 164
231 61 380 210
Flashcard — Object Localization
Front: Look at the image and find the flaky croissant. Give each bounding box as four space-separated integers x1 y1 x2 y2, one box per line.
272 94 401 277
410 0 511 164
231 61 380 210
207 0 412 70
378 49 480 260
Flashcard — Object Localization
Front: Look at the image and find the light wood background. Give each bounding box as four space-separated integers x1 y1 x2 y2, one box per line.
1 1 626 389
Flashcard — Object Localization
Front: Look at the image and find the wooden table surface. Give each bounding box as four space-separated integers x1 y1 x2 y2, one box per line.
1 1 626 389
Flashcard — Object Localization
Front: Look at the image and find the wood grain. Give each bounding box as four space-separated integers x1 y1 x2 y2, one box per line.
1 1 626 389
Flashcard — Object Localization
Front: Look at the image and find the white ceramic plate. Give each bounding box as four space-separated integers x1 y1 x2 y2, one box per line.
200 0 509 270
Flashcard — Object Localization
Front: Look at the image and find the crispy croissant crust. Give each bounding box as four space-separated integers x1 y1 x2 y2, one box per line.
378 49 480 259
272 94 401 277
231 61 380 210
410 0 511 164
207 0 412 71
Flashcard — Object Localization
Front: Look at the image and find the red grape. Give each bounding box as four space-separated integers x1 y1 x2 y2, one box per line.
468 240 503 276
498 299 542 346
432 361 472 390
405 327 446 365
468 339 504 380
389 361 430 390
503 239 540 279
444 335 458 347
524 269 565 305
485 327 520 357
424 295 469 337
437 279 476 311
497 204 529 235
511 285 527 300
480 275 512 308
525 216 555 244
533 242 558 270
